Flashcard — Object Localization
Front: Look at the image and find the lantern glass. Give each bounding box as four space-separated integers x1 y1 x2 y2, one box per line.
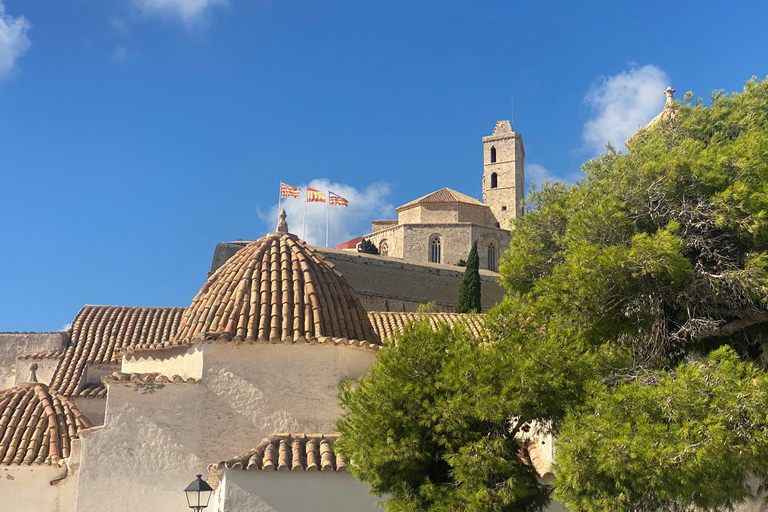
184 475 213 510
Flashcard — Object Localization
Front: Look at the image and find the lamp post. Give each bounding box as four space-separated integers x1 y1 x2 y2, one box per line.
184 474 213 512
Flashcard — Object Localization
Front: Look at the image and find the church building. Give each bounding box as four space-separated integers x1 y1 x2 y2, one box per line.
359 120 524 270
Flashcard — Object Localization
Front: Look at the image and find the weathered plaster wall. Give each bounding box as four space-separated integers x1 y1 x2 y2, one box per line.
81 363 121 386
14 357 59 386
72 398 106 427
317 248 505 312
0 333 66 389
0 440 80 512
123 345 204 380
75 344 376 512
212 469 384 512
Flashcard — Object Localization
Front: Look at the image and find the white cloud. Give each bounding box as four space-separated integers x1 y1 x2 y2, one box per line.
526 163 555 186
132 0 227 24
112 46 132 63
110 17 130 35
582 64 670 155
60 323 72 332
0 2 31 80
259 180 395 248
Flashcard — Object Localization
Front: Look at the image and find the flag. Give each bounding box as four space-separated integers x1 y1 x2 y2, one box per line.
306 188 326 203
280 183 301 198
329 191 349 207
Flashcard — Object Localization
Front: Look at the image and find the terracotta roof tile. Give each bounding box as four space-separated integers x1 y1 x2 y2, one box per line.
17 350 67 361
396 188 484 212
0 384 92 466
209 434 346 473
49 306 185 397
101 372 200 385
367 312 487 343
130 234 379 353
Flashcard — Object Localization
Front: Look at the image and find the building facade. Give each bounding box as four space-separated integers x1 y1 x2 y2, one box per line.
358 120 523 270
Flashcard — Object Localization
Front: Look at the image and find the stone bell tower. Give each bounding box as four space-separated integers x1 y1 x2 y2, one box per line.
482 120 525 228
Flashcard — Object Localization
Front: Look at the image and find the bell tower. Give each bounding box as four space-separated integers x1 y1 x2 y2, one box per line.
482 120 524 228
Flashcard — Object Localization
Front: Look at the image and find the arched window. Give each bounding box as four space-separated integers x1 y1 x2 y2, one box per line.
490 146 497 163
380 240 389 257
429 235 442 263
487 240 498 271
491 172 498 189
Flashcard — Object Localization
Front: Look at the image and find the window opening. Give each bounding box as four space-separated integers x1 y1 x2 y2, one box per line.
490 147 497 163
430 236 442 263
488 242 497 271
491 172 498 189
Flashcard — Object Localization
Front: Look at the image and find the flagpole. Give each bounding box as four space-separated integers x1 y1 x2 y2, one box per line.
278 182 282 221
302 187 307 241
325 191 330 248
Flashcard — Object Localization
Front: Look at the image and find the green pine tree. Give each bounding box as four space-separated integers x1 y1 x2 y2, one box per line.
455 240 481 313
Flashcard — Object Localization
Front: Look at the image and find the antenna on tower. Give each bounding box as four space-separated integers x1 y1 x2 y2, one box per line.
510 97 514 131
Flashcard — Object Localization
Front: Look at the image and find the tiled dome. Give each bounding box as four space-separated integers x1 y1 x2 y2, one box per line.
0 384 92 466
171 233 379 346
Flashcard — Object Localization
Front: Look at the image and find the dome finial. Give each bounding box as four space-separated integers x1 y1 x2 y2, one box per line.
276 208 288 233
664 86 676 107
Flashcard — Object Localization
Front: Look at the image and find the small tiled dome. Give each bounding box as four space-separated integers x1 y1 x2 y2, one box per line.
172 233 379 346
0 384 92 466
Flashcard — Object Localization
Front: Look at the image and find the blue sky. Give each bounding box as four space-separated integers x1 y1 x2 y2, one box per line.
1 0 766 331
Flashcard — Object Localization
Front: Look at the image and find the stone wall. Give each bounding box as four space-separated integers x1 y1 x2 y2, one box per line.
0 333 67 389
317 248 505 312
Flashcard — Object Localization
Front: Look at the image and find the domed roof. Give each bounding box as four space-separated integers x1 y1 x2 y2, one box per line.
171 233 379 347
0 384 92 466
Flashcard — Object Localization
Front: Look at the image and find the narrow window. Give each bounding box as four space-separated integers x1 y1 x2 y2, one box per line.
430 236 442 263
488 242 497 272
490 146 497 163
491 172 498 189
380 240 389 257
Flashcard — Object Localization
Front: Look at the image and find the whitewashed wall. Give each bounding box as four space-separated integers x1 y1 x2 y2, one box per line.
0 441 80 512
74 343 376 512
212 469 384 512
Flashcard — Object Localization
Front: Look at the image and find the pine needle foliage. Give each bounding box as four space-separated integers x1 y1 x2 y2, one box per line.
337 77 768 512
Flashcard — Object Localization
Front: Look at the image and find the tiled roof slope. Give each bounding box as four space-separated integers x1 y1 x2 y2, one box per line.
50 305 185 397
368 312 486 343
0 384 92 466
169 234 379 347
210 434 347 472
396 188 484 211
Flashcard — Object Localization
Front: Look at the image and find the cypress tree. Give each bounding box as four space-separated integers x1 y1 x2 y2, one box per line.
455 240 481 313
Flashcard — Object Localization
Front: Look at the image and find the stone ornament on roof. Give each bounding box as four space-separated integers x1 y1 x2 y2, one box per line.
664 86 676 107
276 208 288 234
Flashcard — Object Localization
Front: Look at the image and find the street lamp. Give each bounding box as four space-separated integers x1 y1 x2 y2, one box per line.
184 474 213 512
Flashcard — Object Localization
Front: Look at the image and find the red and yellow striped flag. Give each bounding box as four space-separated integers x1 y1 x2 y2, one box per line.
306 188 326 203
280 182 300 198
329 191 349 207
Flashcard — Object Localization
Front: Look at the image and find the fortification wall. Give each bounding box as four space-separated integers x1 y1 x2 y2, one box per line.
316 248 505 312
